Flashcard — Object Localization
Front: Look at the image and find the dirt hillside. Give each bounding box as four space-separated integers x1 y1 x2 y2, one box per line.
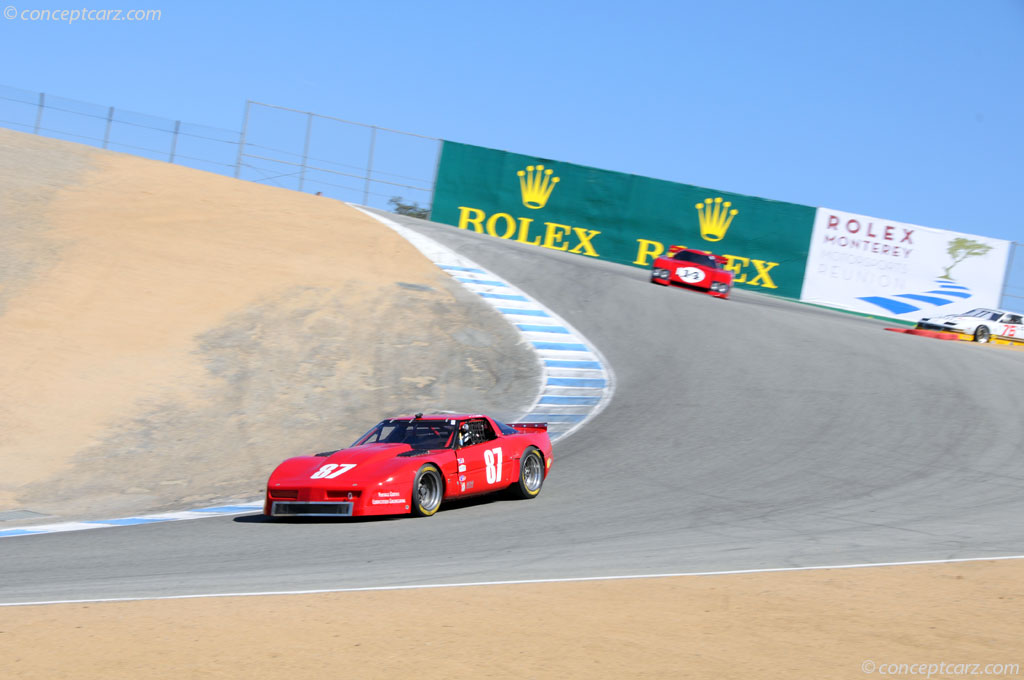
0 128 539 522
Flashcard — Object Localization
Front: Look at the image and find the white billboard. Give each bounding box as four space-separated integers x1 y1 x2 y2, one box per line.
800 208 1011 321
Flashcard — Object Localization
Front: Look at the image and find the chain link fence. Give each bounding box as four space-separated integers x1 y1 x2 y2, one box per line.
0 84 440 213
0 84 239 175
236 101 440 212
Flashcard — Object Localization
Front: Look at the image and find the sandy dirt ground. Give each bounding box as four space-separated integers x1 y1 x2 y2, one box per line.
2 559 1022 679
0 129 538 522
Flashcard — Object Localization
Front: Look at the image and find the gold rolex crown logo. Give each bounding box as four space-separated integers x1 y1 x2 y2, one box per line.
695 197 738 242
517 164 560 209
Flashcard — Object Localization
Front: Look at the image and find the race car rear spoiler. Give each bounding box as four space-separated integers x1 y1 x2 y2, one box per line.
509 422 548 433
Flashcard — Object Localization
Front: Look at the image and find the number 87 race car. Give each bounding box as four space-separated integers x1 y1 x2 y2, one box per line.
264 413 551 518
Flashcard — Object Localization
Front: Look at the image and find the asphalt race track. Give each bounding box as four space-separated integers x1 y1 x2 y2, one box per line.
3 213 1024 605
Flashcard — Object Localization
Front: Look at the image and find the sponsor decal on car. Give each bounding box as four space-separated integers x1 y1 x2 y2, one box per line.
371 491 407 506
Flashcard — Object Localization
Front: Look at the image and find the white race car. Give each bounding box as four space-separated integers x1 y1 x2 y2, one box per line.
915 308 1024 343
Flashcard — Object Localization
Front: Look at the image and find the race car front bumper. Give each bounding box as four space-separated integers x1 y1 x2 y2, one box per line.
265 482 412 517
268 501 354 517
651 268 729 297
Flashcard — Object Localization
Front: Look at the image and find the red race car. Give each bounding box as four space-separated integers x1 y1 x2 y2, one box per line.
264 413 551 518
650 246 733 299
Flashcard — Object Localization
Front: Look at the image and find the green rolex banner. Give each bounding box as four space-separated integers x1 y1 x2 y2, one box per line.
430 141 817 299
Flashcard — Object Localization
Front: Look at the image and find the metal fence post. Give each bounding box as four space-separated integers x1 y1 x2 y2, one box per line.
299 111 313 192
103 106 114 149
234 100 251 179
169 120 181 163
363 125 377 205
33 93 45 134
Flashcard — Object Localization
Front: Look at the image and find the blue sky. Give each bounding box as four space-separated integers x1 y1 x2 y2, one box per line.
1 0 1021 244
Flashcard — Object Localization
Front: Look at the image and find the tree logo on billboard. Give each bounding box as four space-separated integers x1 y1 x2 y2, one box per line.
940 237 992 280
517 165 560 209
696 197 738 242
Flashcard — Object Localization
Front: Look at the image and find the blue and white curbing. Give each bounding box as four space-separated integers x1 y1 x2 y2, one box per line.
0 208 613 539
352 206 614 442
0 503 264 538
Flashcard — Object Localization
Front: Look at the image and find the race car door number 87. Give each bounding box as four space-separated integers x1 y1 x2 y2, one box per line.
310 463 357 479
484 447 503 484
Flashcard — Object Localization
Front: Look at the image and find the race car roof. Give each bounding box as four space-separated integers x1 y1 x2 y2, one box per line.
390 413 485 421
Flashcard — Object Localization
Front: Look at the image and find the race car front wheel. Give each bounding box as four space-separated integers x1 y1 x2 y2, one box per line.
411 464 443 517
509 448 544 500
974 326 991 343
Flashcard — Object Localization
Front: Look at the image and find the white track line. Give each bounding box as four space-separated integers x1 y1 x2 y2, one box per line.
350 205 615 442
4 554 1022 607
0 503 263 539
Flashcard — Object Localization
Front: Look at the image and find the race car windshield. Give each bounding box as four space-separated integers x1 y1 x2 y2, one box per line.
672 251 719 268
354 420 455 449
962 309 1001 320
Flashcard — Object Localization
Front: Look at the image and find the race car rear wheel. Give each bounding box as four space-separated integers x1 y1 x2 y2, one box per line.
411 464 443 517
974 326 991 343
509 448 544 500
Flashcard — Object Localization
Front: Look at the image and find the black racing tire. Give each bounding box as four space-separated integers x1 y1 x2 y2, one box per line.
974 326 991 343
508 448 545 500
411 464 443 517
